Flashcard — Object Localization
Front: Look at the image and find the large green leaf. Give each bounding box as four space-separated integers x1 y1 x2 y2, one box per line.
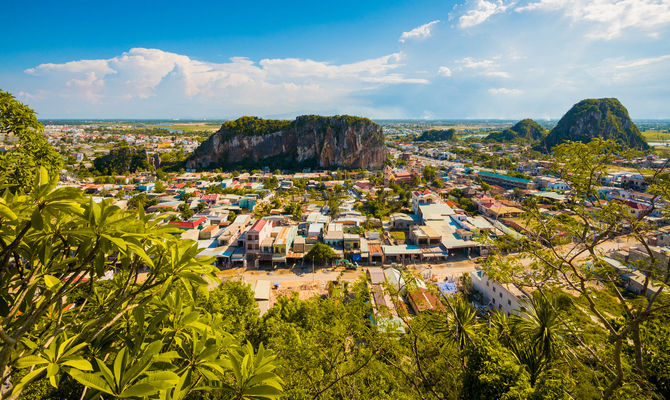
119 382 159 398
69 370 113 395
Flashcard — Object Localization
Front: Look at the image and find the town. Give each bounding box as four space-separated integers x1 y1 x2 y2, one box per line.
29 119 670 323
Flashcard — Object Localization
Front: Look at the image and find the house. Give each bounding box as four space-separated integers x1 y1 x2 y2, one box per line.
411 190 442 215
344 234 361 251
417 203 456 223
198 225 221 240
169 216 208 230
272 226 297 262
410 225 442 246
407 288 444 314
471 270 528 315
324 223 344 247
239 194 258 210
245 219 273 263
391 213 418 230
477 171 535 189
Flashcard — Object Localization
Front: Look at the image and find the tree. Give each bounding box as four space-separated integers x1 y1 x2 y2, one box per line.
422 166 437 182
304 243 337 265
154 180 167 193
483 139 670 398
0 90 63 192
263 176 278 190
0 168 283 400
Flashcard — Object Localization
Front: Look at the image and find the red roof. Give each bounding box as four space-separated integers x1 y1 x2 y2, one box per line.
249 219 268 232
169 216 208 229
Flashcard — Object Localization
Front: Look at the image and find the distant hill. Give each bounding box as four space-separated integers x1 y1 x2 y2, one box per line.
186 115 386 170
93 146 159 175
486 119 546 143
414 129 455 142
538 98 649 152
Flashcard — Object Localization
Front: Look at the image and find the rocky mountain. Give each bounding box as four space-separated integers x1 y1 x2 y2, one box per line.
486 119 546 143
186 115 387 170
93 146 158 174
538 98 649 152
414 128 455 142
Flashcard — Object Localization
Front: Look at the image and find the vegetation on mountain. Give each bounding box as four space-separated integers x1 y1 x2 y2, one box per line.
218 116 292 139
538 98 649 152
414 128 455 142
486 119 546 143
92 145 156 175
0 90 63 193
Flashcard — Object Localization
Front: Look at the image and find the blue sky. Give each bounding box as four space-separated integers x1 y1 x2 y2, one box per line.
2 0 670 119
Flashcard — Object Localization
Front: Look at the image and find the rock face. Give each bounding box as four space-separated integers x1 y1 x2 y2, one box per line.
538 98 648 152
415 129 455 142
186 115 387 170
486 119 546 143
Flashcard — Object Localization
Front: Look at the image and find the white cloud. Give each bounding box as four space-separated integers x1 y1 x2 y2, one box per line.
23 48 428 115
459 0 513 28
438 66 453 76
455 56 511 78
488 87 522 95
516 0 670 39
399 20 440 43
614 53 670 68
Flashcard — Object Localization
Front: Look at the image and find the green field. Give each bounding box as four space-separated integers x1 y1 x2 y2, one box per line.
642 130 670 142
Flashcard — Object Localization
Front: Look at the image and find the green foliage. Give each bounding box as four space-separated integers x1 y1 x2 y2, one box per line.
414 128 455 142
92 145 154 175
219 116 291 138
0 167 282 400
486 119 546 143
304 242 337 264
0 90 63 192
539 98 649 152
127 193 159 210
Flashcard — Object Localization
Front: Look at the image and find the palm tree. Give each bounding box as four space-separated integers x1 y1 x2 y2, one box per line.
517 293 566 364
435 296 482 355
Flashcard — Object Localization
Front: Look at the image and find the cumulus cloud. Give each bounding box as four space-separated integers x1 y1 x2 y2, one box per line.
399 20 440 43
438 66 452 76
459 0 512 28
488 87 522 95
24 48 428 116
516 0 670 39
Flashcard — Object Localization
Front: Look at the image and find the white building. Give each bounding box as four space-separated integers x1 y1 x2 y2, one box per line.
471 270 528 315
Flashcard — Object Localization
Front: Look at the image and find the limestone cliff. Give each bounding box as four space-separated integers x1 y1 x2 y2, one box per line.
186 115 387 170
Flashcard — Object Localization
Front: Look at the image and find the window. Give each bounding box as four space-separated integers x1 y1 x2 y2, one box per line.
499 292 502 298
508 300 511 306
492 298 496 304
493 287 496 292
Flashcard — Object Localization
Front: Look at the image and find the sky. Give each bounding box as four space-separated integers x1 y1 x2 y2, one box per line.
1 0 670 120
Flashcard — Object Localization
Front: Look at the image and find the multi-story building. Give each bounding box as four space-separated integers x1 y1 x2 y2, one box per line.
245 219 273 263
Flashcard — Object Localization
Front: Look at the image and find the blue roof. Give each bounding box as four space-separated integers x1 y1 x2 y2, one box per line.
437 282 458 294
477 171 530 184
